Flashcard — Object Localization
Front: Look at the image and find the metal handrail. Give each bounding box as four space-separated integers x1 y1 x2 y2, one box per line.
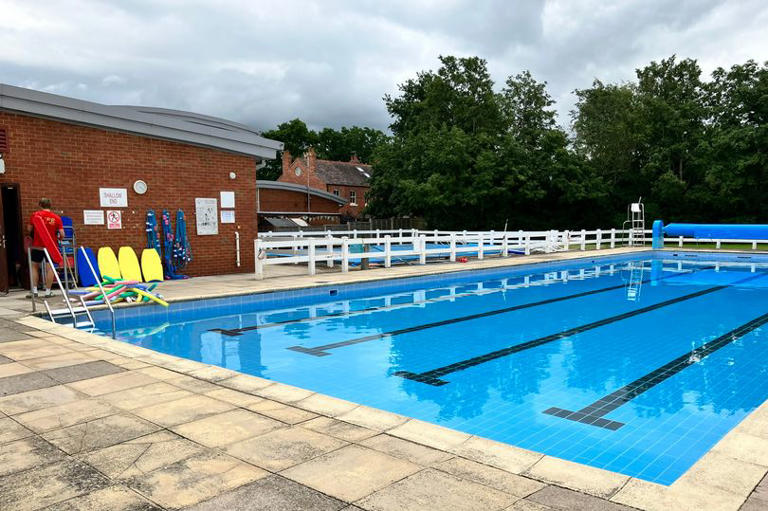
79 246 116 339
39 246 78 324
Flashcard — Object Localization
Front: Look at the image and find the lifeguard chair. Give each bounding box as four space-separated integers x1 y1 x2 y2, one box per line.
623 198 645 246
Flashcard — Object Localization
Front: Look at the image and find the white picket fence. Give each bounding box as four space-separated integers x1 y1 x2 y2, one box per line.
254 228 635 279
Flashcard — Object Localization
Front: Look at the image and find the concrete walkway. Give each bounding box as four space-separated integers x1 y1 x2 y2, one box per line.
1 249 767 510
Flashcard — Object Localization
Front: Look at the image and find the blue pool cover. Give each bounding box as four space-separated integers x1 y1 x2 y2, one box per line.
91 251 768 484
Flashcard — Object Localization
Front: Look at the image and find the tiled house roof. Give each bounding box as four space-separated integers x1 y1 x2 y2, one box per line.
315 160 372 186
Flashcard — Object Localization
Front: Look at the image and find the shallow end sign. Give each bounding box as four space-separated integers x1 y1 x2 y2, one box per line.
100 188 127 208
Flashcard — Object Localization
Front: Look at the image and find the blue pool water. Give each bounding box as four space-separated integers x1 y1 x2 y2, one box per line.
93 251 768 484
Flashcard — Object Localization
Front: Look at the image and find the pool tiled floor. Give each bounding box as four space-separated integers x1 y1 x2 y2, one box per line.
0 249 767 509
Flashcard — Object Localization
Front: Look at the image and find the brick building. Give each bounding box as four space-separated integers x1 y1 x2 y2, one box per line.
278 147 372 218
0 84 282 290
256 180 347 231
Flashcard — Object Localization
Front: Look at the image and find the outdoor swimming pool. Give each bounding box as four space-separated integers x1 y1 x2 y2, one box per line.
92 251 768 484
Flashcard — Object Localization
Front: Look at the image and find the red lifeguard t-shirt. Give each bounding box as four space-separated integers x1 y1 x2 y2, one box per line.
30 210 63 248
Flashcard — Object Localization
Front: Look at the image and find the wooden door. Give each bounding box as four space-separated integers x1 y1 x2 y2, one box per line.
0 191 8 293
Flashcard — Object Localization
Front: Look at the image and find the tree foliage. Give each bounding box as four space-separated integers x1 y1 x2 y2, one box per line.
367 55 768 228
259 120 388 181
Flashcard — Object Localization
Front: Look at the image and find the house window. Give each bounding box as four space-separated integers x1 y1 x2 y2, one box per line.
333 189 340 196
349 190 357 205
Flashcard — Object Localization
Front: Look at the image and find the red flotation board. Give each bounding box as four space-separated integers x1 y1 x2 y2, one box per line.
31 214 62 264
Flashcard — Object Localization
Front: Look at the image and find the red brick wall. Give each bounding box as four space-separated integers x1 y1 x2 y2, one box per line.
325 184 368 217
0 111 259 276
278 150 326 190
258 188 343 214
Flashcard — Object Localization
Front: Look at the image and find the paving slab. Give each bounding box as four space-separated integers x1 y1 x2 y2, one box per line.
132 394 235 427
204 387 265 406
504 500 553 510
0 370 58 397
186 474 346 511
527 486 635 511
0 341 74 360
673 450 767 497
452 436 543 474
0 416 33 444
167 375 221 393
0 354 11 363
388 419 472 451
356 467 516 511
0 435 68 477
226 426 348 471
0 384 83 415
99 382 193 410
281 444 421 502
525 456 629 498
611 477 747 511
44 360 125 384
359 434 454 466
246 398 319 424
0 329 32 343
301 416 378 442
14 398 117 433
44 485 162 511
79 430 205 480
437 457 545 498
0 458 109 511
295 393 359 417
0 361 34 378
337 405 408 431
126 450 267 509
67 371 160 396
43 413 161 454
21 351 99 370
172 408 284 447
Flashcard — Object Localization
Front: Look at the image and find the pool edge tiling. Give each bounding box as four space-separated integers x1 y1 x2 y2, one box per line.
14 248 768 511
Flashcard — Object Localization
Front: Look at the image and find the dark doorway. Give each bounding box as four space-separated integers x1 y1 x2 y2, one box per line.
1 184 25 290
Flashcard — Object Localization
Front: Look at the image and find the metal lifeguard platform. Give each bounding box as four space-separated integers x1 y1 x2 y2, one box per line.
623 198 645 246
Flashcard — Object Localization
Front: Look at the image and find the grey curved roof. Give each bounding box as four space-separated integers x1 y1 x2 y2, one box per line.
257 180 347 205
0 84 282 159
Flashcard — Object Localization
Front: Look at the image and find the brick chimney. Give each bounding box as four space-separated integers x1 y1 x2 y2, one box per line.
281 150 293 174
349 153 360 164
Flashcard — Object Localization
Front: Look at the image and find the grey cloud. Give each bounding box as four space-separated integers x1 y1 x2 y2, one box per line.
1 0 766 134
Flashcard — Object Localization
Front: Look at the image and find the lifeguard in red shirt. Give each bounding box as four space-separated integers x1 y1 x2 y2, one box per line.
27 198 64 298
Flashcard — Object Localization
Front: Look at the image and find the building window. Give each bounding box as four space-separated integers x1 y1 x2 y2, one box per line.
349 190 357 205
333 189 340 196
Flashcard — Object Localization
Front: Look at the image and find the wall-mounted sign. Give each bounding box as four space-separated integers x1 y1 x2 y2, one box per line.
195 198 218 235
221 210 235 224
106 210 122 229
100 188 128 207
220 191 235 208
83 210 104 225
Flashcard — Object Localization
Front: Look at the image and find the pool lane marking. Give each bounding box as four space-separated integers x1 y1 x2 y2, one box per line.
211 267 625 337
543 311 768 430
288 267 707 357
393 284 730 386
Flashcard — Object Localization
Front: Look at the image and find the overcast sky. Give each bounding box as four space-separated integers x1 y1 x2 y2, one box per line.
1 0 767 133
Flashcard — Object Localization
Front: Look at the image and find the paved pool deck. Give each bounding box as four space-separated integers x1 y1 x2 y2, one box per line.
0 248 767 510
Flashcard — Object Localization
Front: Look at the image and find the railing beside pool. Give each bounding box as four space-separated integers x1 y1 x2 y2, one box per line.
253 229 635 278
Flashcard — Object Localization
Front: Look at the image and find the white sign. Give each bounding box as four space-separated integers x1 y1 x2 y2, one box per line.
220 210 235 224
99 188 128 207
220 191 235 209
195 198 218 235
83 210 104 225
106 210 122 229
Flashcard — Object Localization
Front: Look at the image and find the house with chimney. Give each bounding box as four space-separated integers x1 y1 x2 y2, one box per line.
278 147 372 218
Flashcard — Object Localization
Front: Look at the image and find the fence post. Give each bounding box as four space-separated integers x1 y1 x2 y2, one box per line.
716 240 721 249
450 234 457 262
679 236 683 248
292 235 299 262
580 229 586 251
341 237 349 273
753 241 758 250
419 235 427 264
254 239 264 279
525 234 531 255
610 228 616 249
326 234 333 268
563 230 570 252
502 233 509 257
384 235 392 268
353 229 358 239
478 234 484 260
596 229 602 250
308 239 316 276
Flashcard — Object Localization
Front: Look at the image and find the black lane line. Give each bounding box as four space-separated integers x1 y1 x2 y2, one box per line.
289 267 707 357
544 311 768 430
393 284 729 386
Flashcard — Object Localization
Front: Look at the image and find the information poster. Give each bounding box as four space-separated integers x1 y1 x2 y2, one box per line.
195 198 218 235
221 210 235 224
220 191 235 208
106 210 122 229
83 210 104 225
